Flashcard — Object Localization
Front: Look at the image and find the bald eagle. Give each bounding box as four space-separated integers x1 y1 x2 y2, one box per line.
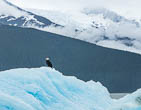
46 58 53 68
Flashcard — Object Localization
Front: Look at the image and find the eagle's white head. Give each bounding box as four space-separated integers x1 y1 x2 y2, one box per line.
46 58 50 60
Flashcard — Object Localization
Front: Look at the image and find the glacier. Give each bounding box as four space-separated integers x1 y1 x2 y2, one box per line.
0 67 140 110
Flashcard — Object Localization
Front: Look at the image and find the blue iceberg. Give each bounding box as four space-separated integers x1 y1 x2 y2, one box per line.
0 67 140 110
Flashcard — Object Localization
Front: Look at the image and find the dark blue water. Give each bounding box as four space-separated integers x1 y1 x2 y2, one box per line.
0 25 141 93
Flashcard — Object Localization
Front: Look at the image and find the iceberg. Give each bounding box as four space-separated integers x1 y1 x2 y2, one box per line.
0 67 140 110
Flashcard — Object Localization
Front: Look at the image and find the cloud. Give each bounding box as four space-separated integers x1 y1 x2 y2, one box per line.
8 0 141 18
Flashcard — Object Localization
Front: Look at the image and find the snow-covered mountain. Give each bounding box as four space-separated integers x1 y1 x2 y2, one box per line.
2 0 141 54
27 8 141 54
0 0 58 27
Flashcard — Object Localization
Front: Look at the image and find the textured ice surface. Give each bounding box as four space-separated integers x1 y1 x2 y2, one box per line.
0 67 140 110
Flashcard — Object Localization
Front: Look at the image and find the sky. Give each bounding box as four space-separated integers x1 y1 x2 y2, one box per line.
8 0 141 19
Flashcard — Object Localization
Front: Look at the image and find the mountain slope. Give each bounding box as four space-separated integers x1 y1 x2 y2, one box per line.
0 0 58 27
0 25 141 93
